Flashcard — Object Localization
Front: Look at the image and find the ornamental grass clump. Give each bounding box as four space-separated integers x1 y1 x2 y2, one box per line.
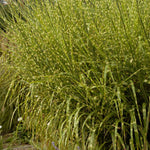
0 60 16 132
2 0 150 149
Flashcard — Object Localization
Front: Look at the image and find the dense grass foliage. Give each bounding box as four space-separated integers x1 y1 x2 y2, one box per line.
0 62 14 132
0 3 18 133
0 0 150 149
